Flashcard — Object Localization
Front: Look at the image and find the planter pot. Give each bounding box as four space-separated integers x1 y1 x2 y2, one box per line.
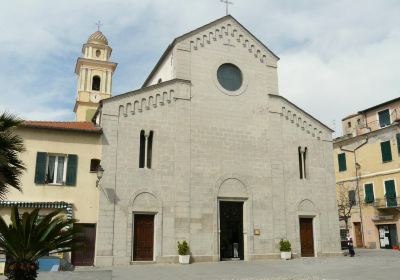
179 255 190 264
280 251 291 260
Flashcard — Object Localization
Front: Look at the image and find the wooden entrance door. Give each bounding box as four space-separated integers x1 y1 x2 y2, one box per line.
354 222 363 247
71 224 96 266
299 218 314 257
133 214 154 261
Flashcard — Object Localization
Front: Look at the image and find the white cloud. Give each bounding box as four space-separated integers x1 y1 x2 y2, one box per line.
0 0 399 133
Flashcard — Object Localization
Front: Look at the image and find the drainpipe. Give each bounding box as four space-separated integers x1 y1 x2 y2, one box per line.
340 137 368 247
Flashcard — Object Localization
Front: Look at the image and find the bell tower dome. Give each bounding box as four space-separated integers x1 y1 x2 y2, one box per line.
74 30 117 121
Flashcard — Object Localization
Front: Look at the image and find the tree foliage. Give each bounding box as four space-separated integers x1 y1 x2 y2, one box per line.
337 183 356 230
0 112 25 199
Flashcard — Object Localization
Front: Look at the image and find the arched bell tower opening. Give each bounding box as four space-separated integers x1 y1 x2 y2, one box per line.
92 76 101 91
74 30 118 122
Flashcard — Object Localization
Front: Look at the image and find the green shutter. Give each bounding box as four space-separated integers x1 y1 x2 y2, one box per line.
364 184 374 203
348 190 356 205
66 154 78 186
380 141 392 162
338 153 347 171
34 152 47 184
396 133 400 154
385 180 397 207
378 109 390 127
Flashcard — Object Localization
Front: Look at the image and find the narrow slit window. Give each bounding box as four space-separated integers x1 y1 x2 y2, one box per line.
139 130 145 168
147 131 154 168
303 147 307 179
298 147 303 179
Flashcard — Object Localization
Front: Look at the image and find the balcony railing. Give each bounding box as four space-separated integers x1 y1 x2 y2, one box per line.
369 197 400 209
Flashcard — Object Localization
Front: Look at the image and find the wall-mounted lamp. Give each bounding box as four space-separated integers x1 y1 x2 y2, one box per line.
96 165 104 188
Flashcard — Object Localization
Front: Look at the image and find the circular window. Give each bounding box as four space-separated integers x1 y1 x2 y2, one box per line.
217 63 242 91
95 50 101 57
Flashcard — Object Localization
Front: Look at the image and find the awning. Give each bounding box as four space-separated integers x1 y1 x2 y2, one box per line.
0 201 73 220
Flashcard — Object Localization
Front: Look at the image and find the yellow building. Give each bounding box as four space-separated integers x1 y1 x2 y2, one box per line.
334 97 400 249
0 30 116 266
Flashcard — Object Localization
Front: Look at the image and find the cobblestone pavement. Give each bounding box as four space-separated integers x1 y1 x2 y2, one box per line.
1 249 399 280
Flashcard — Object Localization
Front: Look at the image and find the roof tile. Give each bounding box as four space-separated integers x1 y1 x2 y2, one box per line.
22 121 101 133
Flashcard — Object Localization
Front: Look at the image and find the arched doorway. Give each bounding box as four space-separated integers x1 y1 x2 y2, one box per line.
217 177 249 261
131 192 161 261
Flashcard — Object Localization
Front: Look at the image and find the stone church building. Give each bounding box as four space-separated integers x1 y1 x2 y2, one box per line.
94 15 341 266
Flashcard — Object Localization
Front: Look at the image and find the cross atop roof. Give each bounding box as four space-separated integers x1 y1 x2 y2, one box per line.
220 0 233 15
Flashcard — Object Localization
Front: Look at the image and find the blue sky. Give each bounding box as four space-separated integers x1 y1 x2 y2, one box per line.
1 0 399 135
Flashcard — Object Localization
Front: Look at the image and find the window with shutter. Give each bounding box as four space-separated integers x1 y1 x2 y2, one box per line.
364 183 374 203
34 152 47 184
46 155 67 184
348 190 356 206
384 180 397 207
338 153 347 171
66 154 78 186
380 141 392 162
396 133 400 154
378 109 391 127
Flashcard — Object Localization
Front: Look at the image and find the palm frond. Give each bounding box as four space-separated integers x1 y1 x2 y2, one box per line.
0 111 26 199
0 206 82 263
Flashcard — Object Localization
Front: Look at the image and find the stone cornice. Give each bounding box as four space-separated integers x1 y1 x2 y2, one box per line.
186 17 278 68
75 57 118 74
268 94 334 141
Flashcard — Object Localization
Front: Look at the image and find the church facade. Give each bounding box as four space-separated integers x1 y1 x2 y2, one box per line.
94 15 341 266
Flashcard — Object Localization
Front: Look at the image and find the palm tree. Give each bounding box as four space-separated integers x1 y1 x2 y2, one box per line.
0 112 26 199
0 206 82 280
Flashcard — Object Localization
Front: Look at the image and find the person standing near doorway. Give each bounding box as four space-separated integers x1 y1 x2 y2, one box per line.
347 233 355 257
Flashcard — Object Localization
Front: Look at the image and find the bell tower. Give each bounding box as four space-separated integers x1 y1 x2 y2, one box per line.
74 30 117 121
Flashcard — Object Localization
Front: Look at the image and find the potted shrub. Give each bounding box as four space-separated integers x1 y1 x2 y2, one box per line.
177 241 190 264
279 239 292 260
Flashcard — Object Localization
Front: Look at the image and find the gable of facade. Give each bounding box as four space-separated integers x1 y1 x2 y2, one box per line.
142 15 279 88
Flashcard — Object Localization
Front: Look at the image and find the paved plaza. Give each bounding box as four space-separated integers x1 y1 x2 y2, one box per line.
2 249 399 280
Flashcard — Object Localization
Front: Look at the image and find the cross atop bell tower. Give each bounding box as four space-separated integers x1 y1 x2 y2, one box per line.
95 20 103 31
74 29 118 121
